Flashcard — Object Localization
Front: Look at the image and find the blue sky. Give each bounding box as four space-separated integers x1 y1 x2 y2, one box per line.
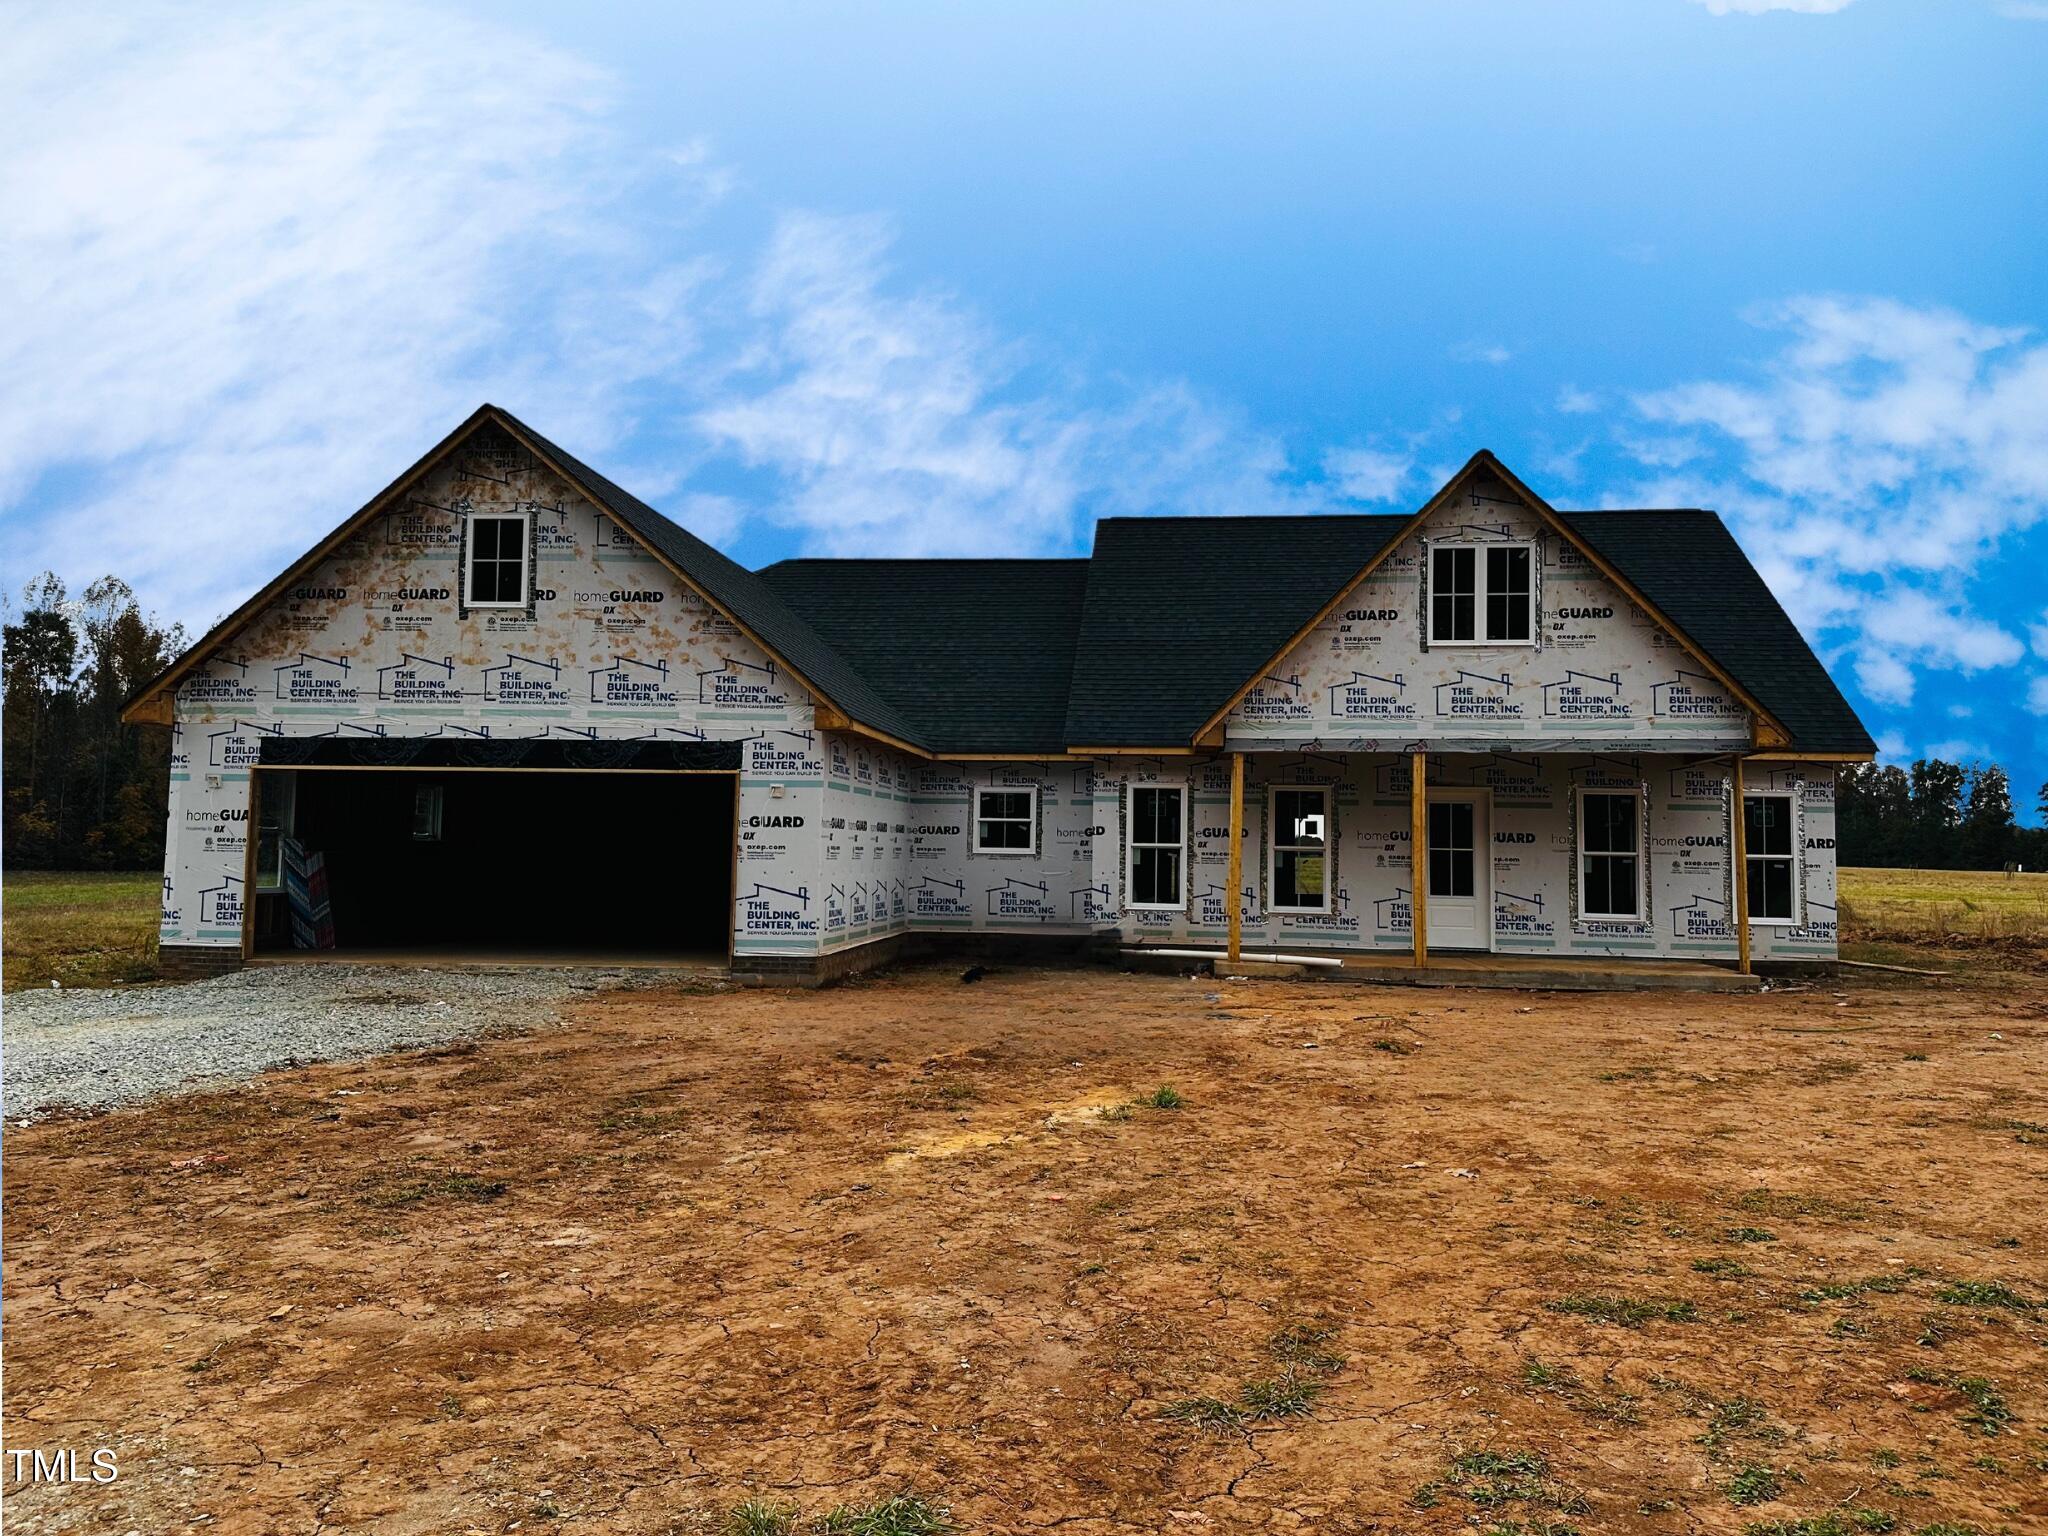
4 1 2046 809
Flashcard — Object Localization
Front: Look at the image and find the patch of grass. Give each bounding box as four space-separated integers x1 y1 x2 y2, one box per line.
363 1171 509 1208
1521 1358 1577 1390
1238 1372 1323 1421
1934 1279 2034 1311
1727 1227 1778 1244
1799 1271 1917 1304
1702 1396 1787 1448
1597 1065 1657 1082
1869 1448 1902 1468
1 869 161 991
1911 1526 1985 1536
814 1494 955 1535
1737 1188 1865 1223
1095 1102 1134 1122
1370 1037 1412 1054
1724 1463 1783 1505
1413 1449 1589 1516
1546 1292 1697 1327
1143 1084 1185 1110
1268 1322 1345 1374
1905 1369 2014 1436
1160 1395 1244 1432
1743 1516 1896 1536
726 1499 797 1536
1695 1256 1751 1277
596 1096 686 1134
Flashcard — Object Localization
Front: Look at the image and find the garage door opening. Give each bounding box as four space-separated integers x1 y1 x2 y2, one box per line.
250 768 734 964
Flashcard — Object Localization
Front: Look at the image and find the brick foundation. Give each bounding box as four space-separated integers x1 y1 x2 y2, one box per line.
156 944 246 981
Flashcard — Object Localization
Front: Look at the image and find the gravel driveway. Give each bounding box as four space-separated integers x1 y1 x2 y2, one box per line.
2 963 714 1118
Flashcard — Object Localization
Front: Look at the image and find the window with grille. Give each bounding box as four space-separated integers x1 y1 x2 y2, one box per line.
1577 789 1642 919
1744 792 1797 922
974 786 1038 854
1127 785 1185 909
465 512 530 607
1429 542 1533 644
1269 785 1330 912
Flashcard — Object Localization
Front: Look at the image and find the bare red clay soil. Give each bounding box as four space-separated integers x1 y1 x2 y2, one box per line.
4 965 2046 1535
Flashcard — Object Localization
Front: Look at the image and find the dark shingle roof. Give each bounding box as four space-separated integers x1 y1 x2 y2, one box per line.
127 405 1872 760
757 559 1089 754
1559 510 1874 756
1060 514 1408 746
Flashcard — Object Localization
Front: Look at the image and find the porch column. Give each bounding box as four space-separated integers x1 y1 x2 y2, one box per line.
1410 750 1428 967
1731 756 1751 974
1226 751 1245 965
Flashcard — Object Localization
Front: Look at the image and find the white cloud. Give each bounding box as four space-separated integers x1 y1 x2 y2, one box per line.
692 211 1340 556
1685 0 1857 13
0 4 723 627
1322 445 1416 504
2027 676 2048 715
2 6 1392 621
1874 728 1910 763
1995 2 2048 19
1627 295 2048 711
1450 341 1513 366
1924 737 1991 763
1556 386 1598 414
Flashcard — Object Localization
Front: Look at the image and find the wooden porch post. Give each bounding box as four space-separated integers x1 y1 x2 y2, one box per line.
1731 756 1752 975
1226 751 1245 965
1411 750 1428 968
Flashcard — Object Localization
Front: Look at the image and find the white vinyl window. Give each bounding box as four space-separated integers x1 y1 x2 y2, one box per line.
1576 788 1643 920
1744 792 1798 924
1429 542 1534 645
464 511 531 607
1126 785 1186 909
1268 785 1330 913
974 785 1038 854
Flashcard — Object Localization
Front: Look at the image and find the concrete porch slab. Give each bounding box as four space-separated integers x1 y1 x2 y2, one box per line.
1120 945 1763 992
1329 951 1762 992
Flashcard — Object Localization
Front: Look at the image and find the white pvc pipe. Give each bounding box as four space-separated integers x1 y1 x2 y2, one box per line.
1119 946 1345 969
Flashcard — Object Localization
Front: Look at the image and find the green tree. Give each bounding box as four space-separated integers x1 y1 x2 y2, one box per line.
1960 763 2016 870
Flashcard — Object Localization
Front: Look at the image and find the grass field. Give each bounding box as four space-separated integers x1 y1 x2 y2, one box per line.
1839 865 2048 945
2 870 160 992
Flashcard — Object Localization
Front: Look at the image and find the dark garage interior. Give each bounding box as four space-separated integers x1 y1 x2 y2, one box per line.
252 769 734 958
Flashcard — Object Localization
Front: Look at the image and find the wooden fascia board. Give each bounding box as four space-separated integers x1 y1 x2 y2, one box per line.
486 411 869 739
121 406 914 754
1745 750 1875 764
1190 452 1499 743
120 405 502 725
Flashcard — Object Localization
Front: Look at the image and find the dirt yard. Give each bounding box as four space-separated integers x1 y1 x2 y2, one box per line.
4 965 2045 1535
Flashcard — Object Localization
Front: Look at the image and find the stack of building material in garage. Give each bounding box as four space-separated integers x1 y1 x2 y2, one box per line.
282 839 335 949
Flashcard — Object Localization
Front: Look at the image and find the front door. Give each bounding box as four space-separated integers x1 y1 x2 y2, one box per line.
1425 790 1491 951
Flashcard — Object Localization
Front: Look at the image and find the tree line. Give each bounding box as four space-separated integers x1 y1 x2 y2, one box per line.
2 571 2046 872
1836 760 2048 872
3 573 186 869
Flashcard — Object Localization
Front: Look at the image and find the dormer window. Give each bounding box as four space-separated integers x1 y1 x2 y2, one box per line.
465 512 531 608
1430 542 1533 645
